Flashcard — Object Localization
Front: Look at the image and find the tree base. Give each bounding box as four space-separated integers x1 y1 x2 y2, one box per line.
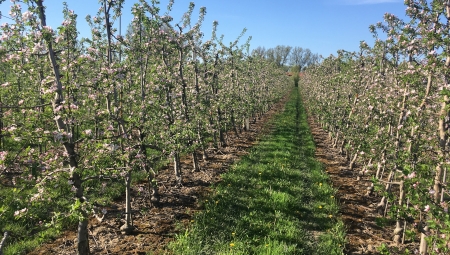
120 223 135 235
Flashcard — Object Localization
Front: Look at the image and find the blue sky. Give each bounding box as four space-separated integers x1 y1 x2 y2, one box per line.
0 0 407 58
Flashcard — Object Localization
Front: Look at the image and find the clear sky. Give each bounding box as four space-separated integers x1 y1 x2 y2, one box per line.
0 0 407 58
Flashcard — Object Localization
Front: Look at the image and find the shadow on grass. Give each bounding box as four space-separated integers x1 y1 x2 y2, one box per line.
169 91 344 255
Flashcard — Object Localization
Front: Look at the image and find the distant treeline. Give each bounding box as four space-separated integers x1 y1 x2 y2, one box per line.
252 45 320 71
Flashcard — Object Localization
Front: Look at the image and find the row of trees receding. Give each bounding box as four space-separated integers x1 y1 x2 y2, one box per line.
0 0 291 254
300 0 450 254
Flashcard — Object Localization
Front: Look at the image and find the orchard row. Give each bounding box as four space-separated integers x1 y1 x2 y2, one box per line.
300 1 450 254
0 0 290 254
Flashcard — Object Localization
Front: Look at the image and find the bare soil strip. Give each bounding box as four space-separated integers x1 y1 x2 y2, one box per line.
28 95 290 255
28 93 410 255
307 116 405 255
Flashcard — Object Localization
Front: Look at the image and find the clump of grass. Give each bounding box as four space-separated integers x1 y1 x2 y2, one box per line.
169 90 346 254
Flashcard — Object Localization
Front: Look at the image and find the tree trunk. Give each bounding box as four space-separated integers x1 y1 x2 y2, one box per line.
393 181 404 244
192 151 200 172
244 117 250 131
419 225 429 255
349 152 358 171
174 152 182 185
0 232 8 255
35 1 88 254
197 121 208 160
231 110 239 138
120 171 134 234
217 107 226 147
77 213 89 255
148 173 159 204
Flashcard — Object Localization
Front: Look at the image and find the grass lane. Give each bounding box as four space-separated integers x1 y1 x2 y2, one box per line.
168 89 346 255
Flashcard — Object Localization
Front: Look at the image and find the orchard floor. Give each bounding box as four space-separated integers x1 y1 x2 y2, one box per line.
28 95 288 255
27 92 405 255
308 117 417 255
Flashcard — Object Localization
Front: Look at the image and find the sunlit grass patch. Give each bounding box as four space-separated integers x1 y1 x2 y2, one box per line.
168 90 346 254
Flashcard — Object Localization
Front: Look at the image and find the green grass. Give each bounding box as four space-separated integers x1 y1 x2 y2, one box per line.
1 89 346 255
168 89 346 255
0 169 148 255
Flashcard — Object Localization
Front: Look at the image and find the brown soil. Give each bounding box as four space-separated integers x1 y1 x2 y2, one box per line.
308 116 416 255
27 95 288 255
26 94 411 255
